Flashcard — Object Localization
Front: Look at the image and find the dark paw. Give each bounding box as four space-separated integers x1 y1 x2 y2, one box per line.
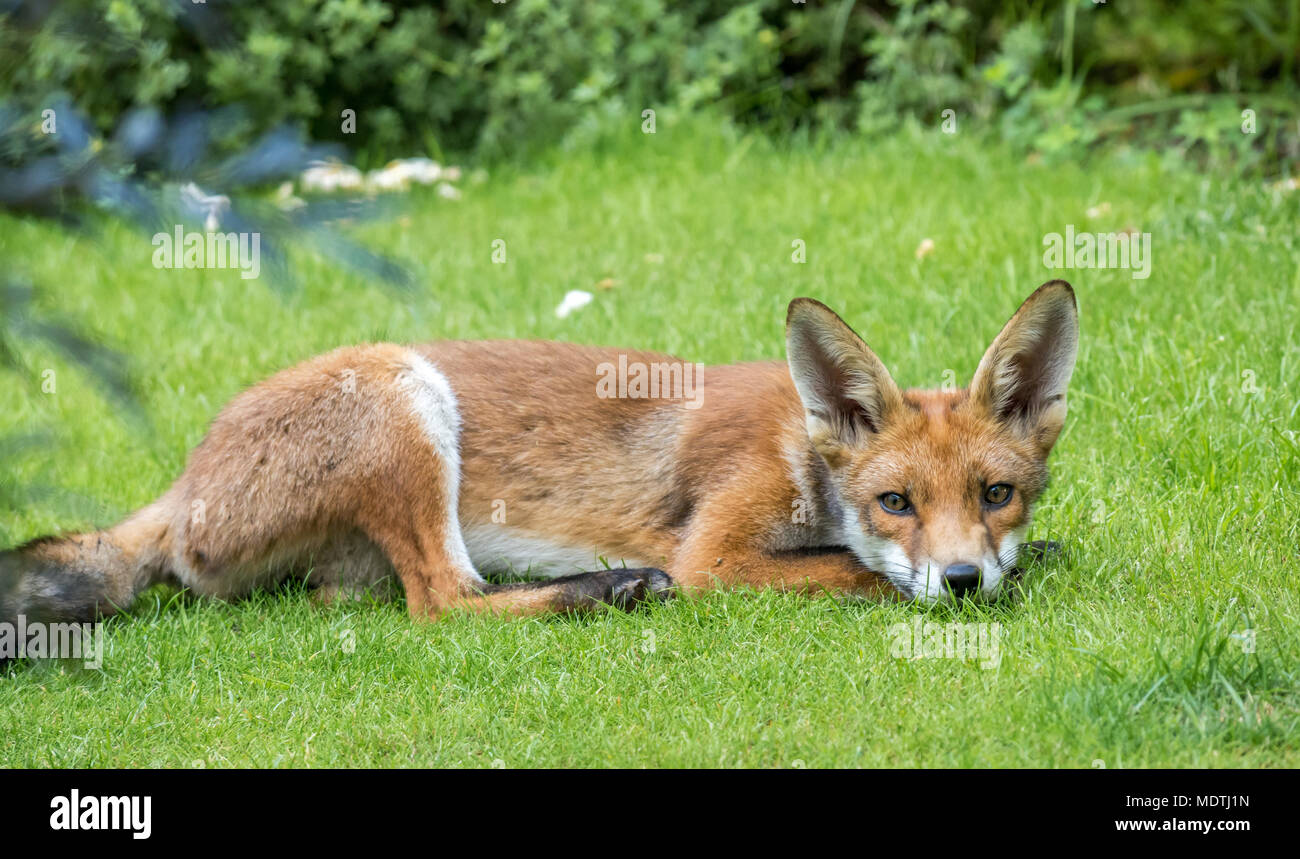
484 568 676 614
549 567 674 610
604 568 675 609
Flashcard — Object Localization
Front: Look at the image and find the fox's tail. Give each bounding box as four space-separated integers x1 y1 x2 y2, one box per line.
0 503 173 626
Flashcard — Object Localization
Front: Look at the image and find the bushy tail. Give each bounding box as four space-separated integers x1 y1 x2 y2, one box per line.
0 504 171 626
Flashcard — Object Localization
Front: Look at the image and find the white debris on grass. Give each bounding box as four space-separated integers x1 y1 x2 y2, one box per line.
555 290 594 319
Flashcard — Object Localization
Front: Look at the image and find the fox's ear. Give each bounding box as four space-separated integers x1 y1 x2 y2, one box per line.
970 280 1079 455
786 298 903 466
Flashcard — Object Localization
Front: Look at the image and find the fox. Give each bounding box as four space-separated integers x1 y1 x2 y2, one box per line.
0 280 1078 627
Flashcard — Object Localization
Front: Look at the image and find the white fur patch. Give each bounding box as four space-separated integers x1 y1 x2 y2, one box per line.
397 352 483 584
462 524 650 578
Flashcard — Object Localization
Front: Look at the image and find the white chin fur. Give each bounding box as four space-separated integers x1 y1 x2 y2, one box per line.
839 506 920 597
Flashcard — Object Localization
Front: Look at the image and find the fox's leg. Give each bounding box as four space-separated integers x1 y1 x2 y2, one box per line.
669 545 893 599
462 568 674 616
340 348 672 617
668 481 896 600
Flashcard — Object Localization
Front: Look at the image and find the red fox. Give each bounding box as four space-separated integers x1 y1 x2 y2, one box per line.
1 281 1077 624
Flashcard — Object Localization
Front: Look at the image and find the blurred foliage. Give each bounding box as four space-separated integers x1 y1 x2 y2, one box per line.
1 0 1296 172
0 280 137 415
0 3 418 517
0 278 142 520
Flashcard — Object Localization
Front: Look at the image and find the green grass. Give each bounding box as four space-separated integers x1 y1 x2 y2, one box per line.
2 121 1298 767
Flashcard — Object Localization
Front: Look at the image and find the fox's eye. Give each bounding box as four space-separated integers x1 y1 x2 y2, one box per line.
879 493 912 514
984 484 1013 508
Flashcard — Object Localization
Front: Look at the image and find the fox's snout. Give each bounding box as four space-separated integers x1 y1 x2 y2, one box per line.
940 563 982 598
910 546 1015 603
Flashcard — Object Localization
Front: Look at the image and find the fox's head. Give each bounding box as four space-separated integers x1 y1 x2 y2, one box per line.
786 281 1079 602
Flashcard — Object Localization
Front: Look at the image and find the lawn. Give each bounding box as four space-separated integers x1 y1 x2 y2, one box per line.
1 121 1297 767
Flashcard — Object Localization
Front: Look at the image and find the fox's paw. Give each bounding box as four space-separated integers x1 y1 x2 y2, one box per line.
605 567 675 609
556 567 674 610
481 569 675 614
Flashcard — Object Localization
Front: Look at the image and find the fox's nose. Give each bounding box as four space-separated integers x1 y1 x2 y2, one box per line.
942 564 982 597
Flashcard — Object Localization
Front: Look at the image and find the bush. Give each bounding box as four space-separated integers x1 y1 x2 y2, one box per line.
1 0 1296 170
